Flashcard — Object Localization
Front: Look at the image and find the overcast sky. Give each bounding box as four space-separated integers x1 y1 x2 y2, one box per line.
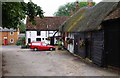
24 0 102 16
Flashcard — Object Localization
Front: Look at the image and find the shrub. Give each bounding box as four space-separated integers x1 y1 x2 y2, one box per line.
16 36 25 46
16 39 22 46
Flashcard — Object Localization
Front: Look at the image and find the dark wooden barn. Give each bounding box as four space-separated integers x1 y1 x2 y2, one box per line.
59 2 120 68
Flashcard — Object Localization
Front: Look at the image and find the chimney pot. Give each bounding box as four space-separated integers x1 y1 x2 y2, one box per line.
88 0 93 7
75 1 79 12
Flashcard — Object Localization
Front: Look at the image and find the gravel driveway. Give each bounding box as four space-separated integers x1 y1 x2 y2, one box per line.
1 45 120 76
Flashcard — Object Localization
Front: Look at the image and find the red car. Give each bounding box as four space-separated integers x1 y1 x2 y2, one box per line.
30 41 55 51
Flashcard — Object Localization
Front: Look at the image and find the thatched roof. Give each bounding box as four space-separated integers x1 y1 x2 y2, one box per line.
59 2 120 32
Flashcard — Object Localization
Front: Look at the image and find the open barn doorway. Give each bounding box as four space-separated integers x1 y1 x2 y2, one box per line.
104 18 120 68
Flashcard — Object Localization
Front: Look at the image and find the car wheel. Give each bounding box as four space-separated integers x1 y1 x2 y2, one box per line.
49 48 53 51
34 48 38 51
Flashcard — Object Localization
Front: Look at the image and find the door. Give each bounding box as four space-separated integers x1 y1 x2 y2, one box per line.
64 32 68 49
85 38 92 59
74 33 86 58
4 39 7 45
41 43 48 50
104 19 120 68
106 30 120 67
50 37 54 45
74 34 78 54
77 33 86 58
28 38 31 43
85 32 92 60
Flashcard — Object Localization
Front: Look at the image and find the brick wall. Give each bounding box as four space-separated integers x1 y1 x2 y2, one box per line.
0 31 18 45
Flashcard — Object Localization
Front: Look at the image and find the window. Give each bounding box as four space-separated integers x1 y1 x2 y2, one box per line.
36 38 41 41
10 39 14 43
42 38 44 40
49 31 53 34
10 32 14 35
28 38 31 43
29 32 31 37
37 31 41 36
42 43 47 46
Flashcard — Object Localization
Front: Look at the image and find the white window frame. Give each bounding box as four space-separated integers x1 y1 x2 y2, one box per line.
10 38 14 43
10 31 14 35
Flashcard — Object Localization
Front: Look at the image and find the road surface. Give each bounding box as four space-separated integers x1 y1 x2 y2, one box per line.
1 45 120 76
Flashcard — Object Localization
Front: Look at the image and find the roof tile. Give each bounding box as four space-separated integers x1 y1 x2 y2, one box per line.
26 16 68 31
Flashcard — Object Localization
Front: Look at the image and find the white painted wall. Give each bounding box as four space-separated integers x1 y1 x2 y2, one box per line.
26 30 59 45
67 33 74 54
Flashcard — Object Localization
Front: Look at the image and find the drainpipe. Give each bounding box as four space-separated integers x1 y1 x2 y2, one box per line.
87 0 93 7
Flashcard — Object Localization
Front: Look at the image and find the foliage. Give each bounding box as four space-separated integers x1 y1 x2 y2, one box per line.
21 36 25 41
18 22 26 33
79 39 85 48
16 36 25 46
21 36 26 45
54 2 95 16
16 40 22 46
2 2 44 29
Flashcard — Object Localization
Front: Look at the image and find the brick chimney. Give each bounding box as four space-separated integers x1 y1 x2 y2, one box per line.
88 0 93 7
70 9 74 16
70 1 79 16
75 1 79 12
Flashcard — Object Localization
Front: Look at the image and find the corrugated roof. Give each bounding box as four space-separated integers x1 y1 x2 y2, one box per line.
59 2 120 32
26 16 68 31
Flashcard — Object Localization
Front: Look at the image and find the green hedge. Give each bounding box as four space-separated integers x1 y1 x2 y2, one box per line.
16 36 25 46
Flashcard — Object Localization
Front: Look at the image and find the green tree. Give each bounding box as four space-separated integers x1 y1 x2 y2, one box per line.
18 22 26 33
2 2 44 29
54 2 95 16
